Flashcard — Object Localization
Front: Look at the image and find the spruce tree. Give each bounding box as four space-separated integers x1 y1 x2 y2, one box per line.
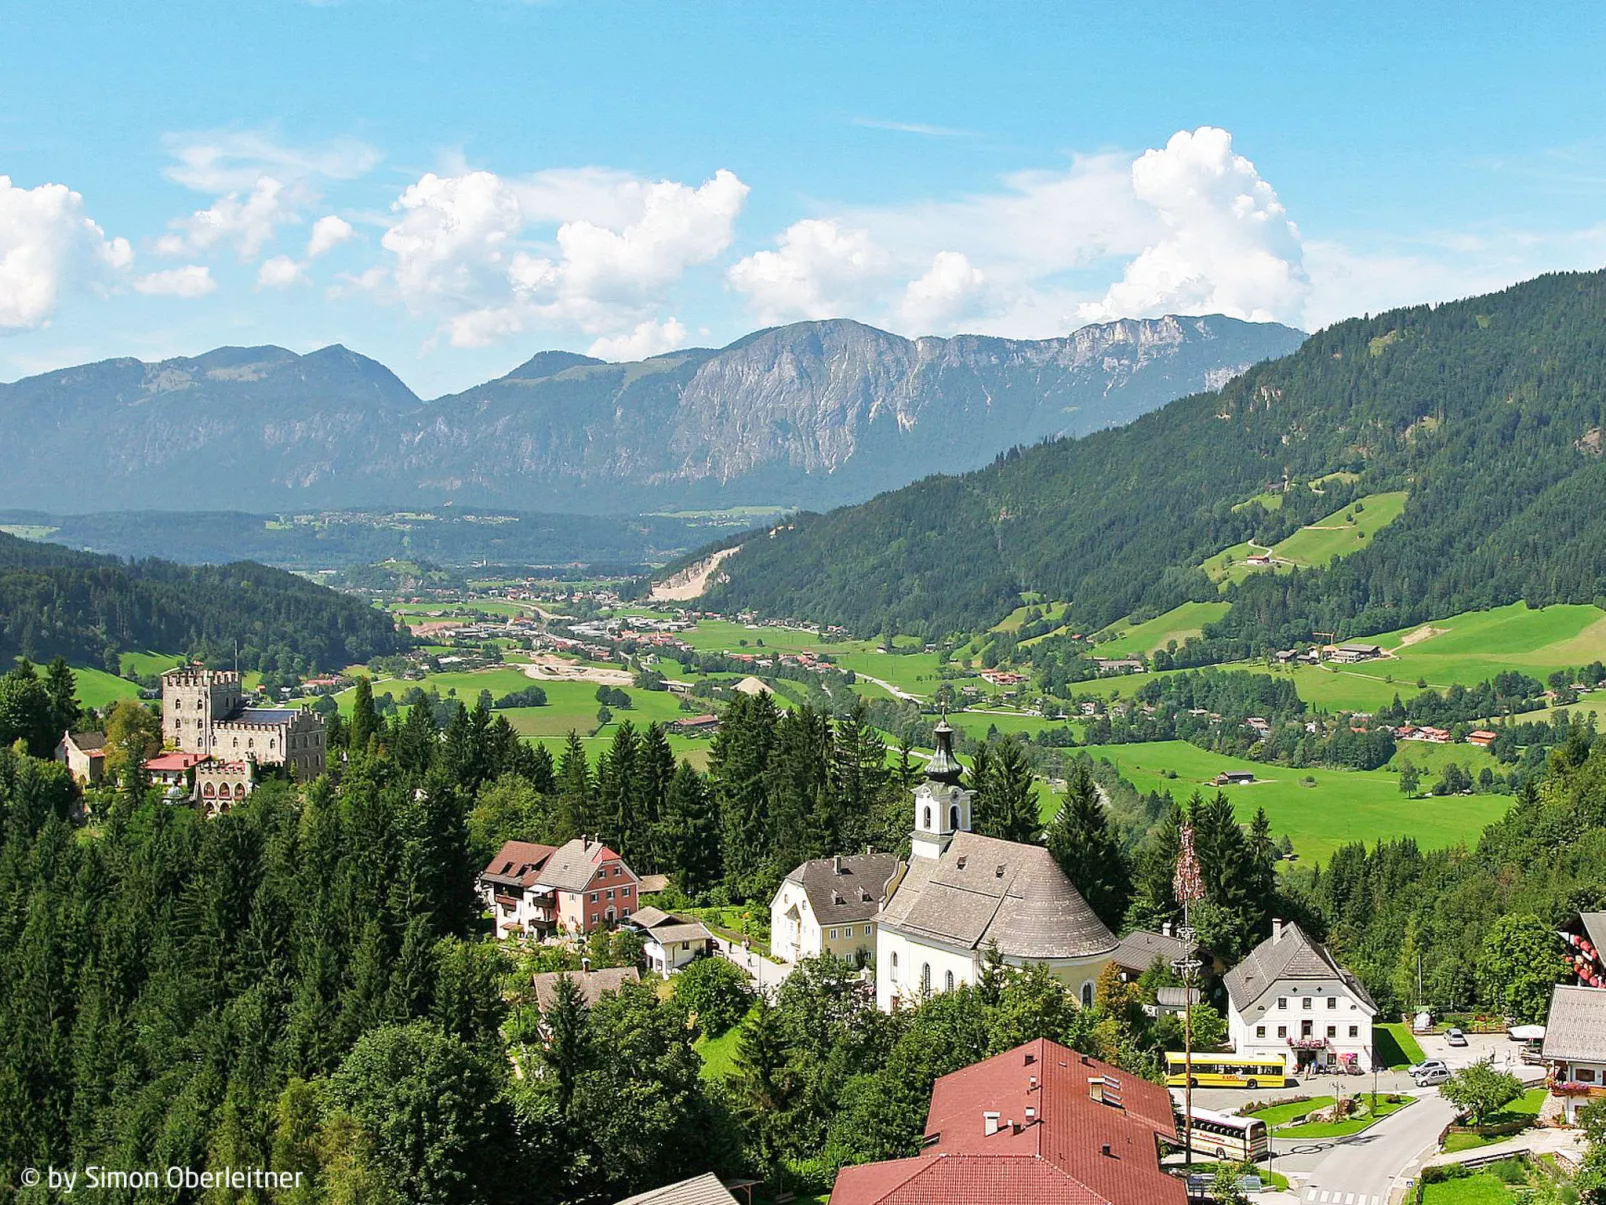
347 676 379 753
1044 762 1132 930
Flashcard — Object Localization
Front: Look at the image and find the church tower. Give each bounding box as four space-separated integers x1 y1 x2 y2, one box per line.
911 719 972 860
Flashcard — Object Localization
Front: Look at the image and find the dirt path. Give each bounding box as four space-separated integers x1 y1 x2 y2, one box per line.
518 655 634 687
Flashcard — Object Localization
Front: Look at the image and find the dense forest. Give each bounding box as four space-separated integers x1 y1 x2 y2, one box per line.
1 661 1605 1201
708 270 1606 646
0 531 406 672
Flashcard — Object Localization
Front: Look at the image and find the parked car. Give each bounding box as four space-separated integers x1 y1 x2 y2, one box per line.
1408 1059 1448 1078
1445 1028 1469 1047
1415 1065 1452 1087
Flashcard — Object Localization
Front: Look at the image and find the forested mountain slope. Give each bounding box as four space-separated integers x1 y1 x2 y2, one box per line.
708 270 1606 641
0 531 406 671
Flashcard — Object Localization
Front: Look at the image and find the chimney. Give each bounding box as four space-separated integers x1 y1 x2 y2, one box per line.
1101 1143 1114 1158
1161 920 1173 937
983 1112 1000 1137
833 854 843 875
1272 917 1286 943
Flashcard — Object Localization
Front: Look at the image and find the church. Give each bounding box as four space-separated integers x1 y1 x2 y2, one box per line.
875 719 1119 1011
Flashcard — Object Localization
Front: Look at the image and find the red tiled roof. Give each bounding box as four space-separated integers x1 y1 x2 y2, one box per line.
143 752 209 772
830 1039 1182 1205
482 840 559 887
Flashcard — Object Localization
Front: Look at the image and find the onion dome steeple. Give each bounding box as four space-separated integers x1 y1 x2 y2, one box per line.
925 717 964 785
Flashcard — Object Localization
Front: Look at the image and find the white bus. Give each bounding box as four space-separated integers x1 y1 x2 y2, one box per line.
1174 1105 1270 1162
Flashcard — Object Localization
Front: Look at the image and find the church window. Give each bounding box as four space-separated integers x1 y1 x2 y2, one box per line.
921 963 931 992
891 951 898 968
949 804 960 830
922 805 931 829
1081 981 1094 1008
944 970 954 992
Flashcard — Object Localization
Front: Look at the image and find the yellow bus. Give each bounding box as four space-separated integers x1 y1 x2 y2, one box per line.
1165 1053 1287 1089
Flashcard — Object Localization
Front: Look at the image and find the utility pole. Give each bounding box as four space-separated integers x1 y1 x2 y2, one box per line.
1172 823 1206 1172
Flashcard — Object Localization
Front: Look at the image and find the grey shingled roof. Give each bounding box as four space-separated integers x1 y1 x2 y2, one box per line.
535 837 625 892
878 832 1116 959
1111 928 1191 973
611 1173 738 1205
67 730 106 753
784 852 899 925
624 907 713 946
1542 984 1606 1063
1224 923 1376 1013
532 966 640 1011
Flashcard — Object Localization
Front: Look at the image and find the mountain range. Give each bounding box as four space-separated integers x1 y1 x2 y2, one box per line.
0 316 1303 514
706 269 1606 644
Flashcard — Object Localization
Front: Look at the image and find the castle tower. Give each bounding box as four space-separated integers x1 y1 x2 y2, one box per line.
161 667 244 755
911 719 972 860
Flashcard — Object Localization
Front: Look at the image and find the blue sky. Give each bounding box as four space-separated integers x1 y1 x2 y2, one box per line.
3 1 1605 395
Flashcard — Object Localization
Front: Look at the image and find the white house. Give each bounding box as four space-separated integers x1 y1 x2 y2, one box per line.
771 851 898 964
623 906 716 976
874 720 1118 1012
1541 984 1606 1124
1225 920 1377 1074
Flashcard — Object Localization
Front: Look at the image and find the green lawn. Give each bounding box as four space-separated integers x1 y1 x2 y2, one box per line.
945 710 1076 742
1264 1094 1412 1137
1070 741 1513 864
1370 602 1606 690
1183 1163 1289 1191
1420 1163 1530 1205
1247 1096 1334 1127
70 665 142 711
694 1007 756 1080
1481 1088 1546 1126
1097 602 1232 657
1374 1022 1426 1069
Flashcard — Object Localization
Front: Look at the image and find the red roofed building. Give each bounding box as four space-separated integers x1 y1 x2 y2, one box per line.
478 836 641 939
830 1039 1183 1205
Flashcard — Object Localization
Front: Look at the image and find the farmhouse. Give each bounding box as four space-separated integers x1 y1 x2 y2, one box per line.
829 1038 1183 1205
56 730 106 785
623 906 716 976
479 836 641 939
1225 919 1377 1073
875 721 1117 1011
1215 771 1257 786
668 713 720 735
1540 984 1606 1123
1466 729 1498 749
1329 643 1383 664
771 851 898 964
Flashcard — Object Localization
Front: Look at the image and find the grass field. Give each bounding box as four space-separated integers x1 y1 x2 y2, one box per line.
70 666 142 710
1272 491 1409 567
1097 602 1231 657
119 649 183 678
1271 1094 1412 1137
1420 1162 1529 1205
1369 602 1606 689
1374 1023 1426 1069
1069 741 1513 863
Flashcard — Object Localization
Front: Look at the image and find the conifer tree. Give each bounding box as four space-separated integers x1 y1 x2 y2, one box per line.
347 676 379 753
659 761 720 895
1045 762 1132 930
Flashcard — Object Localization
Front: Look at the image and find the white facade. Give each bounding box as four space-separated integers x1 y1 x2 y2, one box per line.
1225 922 1378 1074
875 927 1107 1013
771 877 818 964
642 933 704 976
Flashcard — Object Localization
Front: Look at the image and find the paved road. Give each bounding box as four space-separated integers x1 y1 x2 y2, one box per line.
712 934 794 994
1293 1093 1459 1205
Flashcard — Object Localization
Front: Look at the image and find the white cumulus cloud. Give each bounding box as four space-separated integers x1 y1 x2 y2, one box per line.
133 265 217 297
1078 127 1309 325
0 175 132 332
900 251 989 332
169 176 291 261
727 219 891 323
306 214 354 258
256 255 305 289
378 166 746 350
587 317 688 361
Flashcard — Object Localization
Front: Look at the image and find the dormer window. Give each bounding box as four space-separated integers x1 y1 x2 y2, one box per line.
957 856 968 870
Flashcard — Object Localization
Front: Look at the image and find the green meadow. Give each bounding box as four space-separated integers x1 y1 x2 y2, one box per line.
1096 601 1231 657
71 666 142 711
119 649 184 678
1272 490 1408 567
1067 740 1512 864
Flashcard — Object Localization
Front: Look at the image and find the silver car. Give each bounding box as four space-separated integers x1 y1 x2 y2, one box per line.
1415 1065 1452 1086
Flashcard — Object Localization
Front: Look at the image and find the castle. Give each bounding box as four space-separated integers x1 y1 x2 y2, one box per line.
161 667 327 782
